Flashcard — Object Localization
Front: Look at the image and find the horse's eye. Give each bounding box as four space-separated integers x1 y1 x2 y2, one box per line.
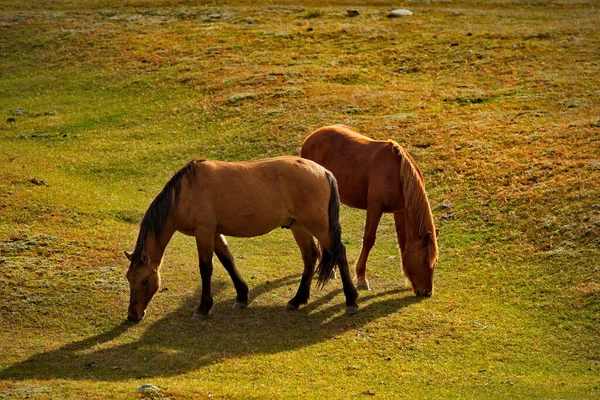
142 279 150 286
422 260 428 265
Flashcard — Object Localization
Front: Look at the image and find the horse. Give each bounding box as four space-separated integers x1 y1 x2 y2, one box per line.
301 125 439 297
124 156 359 321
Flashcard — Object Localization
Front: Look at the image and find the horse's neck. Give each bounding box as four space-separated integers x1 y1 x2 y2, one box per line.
400 208 434 251
401 223 420 252
145 221 176 266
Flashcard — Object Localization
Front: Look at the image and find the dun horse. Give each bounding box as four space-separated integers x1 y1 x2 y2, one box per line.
301 125 439 296
124 156 359 321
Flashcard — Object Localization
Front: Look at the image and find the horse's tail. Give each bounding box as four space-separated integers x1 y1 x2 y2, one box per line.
315 170 345 289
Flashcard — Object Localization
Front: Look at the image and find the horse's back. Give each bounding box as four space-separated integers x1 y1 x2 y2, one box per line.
302 126 403 212
179 157 331 237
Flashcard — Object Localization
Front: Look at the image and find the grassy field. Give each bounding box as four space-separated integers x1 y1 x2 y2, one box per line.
1 0 599 398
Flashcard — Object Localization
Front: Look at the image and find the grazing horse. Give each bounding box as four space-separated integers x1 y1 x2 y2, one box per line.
124 156 359 321
301 125 439 296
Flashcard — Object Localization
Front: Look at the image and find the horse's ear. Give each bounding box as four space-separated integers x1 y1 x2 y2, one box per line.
124 250 133 261
424 232 432 245
423 229 440 245
141 250 149 264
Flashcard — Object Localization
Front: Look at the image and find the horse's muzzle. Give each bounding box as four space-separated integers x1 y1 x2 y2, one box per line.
127 310 146 322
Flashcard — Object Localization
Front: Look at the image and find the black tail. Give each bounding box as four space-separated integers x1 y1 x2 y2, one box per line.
315 171 345 288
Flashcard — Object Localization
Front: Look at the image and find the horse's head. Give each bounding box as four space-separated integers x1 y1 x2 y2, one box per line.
401 231 438 297
124 250 161 322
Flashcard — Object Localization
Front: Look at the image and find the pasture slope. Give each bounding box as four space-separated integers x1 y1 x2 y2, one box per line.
0 0 598 399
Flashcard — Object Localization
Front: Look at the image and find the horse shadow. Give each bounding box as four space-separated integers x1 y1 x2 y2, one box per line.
1 275 422 381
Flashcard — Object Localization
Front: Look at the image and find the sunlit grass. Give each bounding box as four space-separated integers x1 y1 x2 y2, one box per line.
1 1 599 399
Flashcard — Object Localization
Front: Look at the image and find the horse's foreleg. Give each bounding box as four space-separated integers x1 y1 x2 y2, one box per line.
355 206 383 290
193 234 215 319
214 234 249 310
286 224 320 311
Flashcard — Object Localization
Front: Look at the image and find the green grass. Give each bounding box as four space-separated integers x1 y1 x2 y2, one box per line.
1 1 599 398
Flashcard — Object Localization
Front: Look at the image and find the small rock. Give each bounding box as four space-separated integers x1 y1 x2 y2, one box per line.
13 108 25 115
346 9 360 17
388 9 413 18
136 384 160 393
28 178 47 186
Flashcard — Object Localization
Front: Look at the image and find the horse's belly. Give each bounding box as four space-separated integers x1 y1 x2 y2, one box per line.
339 185 368 210
216 212 286 238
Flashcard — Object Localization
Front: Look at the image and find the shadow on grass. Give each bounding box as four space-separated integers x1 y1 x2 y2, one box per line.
1 275 422 381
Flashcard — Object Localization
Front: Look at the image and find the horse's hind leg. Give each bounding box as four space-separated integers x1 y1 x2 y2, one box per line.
310 226 358 315
335 243 359 315
355 205 383 290
286 224 319 311
214 234 249 309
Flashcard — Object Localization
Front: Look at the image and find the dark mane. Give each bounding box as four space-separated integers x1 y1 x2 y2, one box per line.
130 160 198 267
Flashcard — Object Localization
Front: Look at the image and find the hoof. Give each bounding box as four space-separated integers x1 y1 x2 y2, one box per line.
284 303 298 312
357 283 371 291
192 312 208 320
232 302 247 310
345 305 359 315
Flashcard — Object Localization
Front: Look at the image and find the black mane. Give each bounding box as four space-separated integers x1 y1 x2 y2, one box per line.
130 160 198 267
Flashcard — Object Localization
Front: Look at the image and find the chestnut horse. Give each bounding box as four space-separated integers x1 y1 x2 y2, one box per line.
301 125 438 296
124 156 359 321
